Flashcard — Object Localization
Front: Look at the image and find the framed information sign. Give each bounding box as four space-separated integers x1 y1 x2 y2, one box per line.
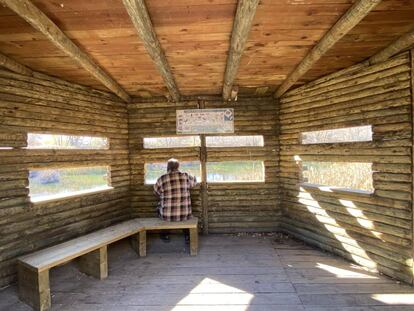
176 108 234 134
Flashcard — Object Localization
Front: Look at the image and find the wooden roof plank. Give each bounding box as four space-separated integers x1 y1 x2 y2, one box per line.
223 0 259 101
123 0 180 102
0 0 131 103
274 0 382 98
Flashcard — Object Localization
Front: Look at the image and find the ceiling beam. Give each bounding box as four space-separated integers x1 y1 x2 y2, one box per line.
369 28 414 65
222 0 259 101
0 52 33 76
122 0 180 102
274 0 382 98
0 0 131 102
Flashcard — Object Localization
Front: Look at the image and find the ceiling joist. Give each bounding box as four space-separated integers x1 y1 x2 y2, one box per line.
286 27 414 97
223 0 259 101
0 0 131 103
0 52 33 76
123 0 180 102
369 28 414 65
274 0 382 98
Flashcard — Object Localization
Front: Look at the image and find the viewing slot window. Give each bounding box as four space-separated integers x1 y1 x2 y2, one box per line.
301 161 373 193
301 126 372 144
27 133 108 149
29 166 111 202
206 135 264 147
145 161 201 184
207 161 265 183
143 136 200 149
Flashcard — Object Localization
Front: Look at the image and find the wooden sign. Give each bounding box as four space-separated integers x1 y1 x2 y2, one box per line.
176 109 234 134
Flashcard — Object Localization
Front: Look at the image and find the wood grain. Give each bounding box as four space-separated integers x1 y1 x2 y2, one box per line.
222 0 259 100
279 51 414 284
0 0 131 102
275 0 382 98
122 0 180 101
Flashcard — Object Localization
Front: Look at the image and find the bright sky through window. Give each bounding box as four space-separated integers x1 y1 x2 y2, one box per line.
28 133 108 149
206 135 264 147
301 126 372 144
143 136 201 148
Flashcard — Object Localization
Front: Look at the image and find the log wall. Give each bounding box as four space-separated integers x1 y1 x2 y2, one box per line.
0 69 131 287
128 97 280 233
279 51 414 284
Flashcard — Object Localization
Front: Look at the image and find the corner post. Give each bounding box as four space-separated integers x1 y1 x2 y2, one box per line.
410 48 414 285
198 100 209 234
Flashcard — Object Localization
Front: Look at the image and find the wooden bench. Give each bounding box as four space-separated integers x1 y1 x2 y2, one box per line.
17 217 198 311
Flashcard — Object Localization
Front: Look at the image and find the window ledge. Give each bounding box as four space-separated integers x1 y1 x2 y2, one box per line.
299 182 373 197
208 181 265 184
30 186 114 204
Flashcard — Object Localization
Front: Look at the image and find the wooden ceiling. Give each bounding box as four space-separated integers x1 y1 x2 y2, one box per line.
0 0 413 98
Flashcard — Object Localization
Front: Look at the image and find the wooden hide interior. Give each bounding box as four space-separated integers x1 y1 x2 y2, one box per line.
0 0 414 292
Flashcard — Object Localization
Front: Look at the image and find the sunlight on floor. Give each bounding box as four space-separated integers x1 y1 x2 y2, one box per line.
299 188 382 270
372 294 414 305
316 263 378 279
171 277 254 310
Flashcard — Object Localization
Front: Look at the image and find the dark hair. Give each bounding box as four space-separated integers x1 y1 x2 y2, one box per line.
167 158 180 172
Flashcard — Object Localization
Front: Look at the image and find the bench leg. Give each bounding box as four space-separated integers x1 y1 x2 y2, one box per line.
131 231 146 257
18 264 51 311
78 246 108 280
139 231 147 257
189 227 198 256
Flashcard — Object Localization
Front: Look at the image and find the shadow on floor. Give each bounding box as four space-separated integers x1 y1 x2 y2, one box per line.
1 233 414 311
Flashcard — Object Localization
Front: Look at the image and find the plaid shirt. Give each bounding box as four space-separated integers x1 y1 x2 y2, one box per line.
153 171 197 221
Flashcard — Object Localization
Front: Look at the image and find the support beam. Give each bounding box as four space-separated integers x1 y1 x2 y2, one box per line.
0 0 131 102
223 0 259 101
411 48 414 285
288 28 414 96
0 52 32 76
274 0 382 98
122 0 180 102
369 28 414 65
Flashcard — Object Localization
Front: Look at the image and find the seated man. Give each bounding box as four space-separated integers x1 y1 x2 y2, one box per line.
153 158 197 243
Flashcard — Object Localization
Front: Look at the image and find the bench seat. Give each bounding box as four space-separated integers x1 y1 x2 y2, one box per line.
17 217 198 311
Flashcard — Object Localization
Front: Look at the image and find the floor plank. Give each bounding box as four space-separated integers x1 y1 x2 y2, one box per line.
1 234 414 311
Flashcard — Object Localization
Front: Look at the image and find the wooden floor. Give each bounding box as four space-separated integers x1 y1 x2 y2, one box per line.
1 234 414 311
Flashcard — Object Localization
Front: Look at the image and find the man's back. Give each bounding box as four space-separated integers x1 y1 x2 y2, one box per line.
154 171 197 221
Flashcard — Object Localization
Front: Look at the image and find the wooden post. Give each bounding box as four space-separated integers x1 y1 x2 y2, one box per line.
199 100 209 234
189 227 198 256
411 49 414 285
78 246 108 280
18 264 51 311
